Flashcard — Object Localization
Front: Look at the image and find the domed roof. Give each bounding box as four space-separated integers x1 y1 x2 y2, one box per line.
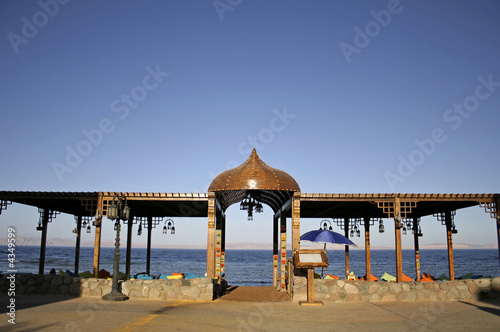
208 149 300 192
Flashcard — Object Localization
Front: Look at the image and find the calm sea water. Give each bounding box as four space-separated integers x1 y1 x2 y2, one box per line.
1 246 499 286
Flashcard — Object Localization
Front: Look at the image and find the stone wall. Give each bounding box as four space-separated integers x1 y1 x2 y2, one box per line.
292 276 500 302
0 274 213 301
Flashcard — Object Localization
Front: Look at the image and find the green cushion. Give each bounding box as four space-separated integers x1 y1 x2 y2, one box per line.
381 272 396 282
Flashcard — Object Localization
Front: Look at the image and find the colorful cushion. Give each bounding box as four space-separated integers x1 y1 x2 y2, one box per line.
422 273 435 281
78 271 93 278
436 274 449 281
381 272 396 282
167 275 183 280
158 274 169 280
361 274 378 281
65 270 78 277
401 273 413 282
325 274 339 280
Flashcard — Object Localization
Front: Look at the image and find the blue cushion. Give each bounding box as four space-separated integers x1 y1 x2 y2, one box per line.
135 274 153 280
158 273 169 280
65 270 78 277
184 273 199 279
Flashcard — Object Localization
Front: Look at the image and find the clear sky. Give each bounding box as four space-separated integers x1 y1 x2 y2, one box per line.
1 1 499 250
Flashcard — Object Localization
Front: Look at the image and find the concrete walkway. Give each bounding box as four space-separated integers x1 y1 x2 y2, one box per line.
1 294 500 331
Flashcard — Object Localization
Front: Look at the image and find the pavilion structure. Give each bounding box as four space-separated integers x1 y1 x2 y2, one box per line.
0 149 499 290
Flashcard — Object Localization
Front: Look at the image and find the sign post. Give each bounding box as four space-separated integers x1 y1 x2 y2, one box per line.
293 249 329 306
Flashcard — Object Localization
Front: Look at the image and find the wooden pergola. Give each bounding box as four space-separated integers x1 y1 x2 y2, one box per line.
0 149 498 289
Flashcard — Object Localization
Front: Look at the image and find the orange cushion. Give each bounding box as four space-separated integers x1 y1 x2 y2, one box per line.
361 274 379 281
326 274 339 279
422 273 435 281
172 272 184 277
401 273 412 282
420 276 435 282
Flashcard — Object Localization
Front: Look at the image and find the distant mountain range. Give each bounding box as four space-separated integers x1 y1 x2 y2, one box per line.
0 236 497 250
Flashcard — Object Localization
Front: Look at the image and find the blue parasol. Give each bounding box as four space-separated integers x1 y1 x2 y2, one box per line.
300 229 357 247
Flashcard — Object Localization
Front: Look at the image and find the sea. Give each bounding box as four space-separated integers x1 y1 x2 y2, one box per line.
1 246 499 286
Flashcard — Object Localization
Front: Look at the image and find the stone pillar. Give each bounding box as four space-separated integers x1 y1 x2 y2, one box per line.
206 193 216 279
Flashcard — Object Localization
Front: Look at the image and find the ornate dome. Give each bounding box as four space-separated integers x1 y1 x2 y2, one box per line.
208 148 300 192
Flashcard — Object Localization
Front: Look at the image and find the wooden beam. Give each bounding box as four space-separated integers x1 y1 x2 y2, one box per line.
74 215 82 275
146 216 152 275
344 217 349 277
292 192 301 253
93 193 103 278
445 210 455 281
273 214 279 287
364 216 371 281
38 209 49 275
413 217 421 282
206 194 216 279
280 212 287 292
221 213 226 276
125 214 133 280
395 198 403 283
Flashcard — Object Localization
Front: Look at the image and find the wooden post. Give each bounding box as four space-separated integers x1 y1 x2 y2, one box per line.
292 192 301 253
307 268 314 302
38 209 49 275
74 215 82 275
496 197 500 270
273 213 279 287
206 193 216 279
445 210 455 281
125 214 133 279
394 198 403 283
364 216 371 281
280 212 287 292
93 193 103 278
413 217 421 282
344 217 350 277
146 216 152 275
497 215 500 270
215 208 222 278
221 213 226 276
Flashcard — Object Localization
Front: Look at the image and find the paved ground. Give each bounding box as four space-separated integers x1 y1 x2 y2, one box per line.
1 292 500 331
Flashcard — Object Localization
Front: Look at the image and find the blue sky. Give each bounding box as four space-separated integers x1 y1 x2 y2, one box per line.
0 0 499 250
